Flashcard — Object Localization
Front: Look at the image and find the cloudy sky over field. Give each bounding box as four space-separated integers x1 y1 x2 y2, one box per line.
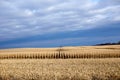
0 0 120 48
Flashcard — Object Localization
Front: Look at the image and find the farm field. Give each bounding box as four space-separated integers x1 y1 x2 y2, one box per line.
0 45 120 80
0 58 120 80
0 45 120 59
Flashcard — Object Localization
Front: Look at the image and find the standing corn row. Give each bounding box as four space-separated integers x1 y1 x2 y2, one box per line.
0 48 120 59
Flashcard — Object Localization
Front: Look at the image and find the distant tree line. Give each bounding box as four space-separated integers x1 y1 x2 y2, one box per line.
95 41 120 46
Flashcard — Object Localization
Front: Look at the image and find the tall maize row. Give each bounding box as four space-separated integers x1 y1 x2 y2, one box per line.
0 45 120 59
0 52 120 59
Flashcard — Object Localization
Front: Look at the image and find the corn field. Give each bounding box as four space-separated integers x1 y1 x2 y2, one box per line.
0 59 120 80
0 45 120 80
0 45 120 59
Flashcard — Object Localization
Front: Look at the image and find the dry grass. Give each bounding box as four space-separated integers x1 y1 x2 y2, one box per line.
0 45 120 59
0 45 120 80
0 58 120 80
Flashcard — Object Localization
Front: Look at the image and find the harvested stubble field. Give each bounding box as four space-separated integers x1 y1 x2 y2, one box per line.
0 59 120 80
0 45 120 80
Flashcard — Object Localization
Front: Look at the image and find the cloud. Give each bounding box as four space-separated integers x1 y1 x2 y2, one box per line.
1 35 120 48
0 0 120 41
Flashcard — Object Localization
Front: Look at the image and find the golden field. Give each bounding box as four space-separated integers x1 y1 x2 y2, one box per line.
0 45 120 80
0 59 120 80
0 45 120 59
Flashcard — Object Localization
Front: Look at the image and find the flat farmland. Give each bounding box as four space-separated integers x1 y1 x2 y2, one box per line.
0 59 120 80
0 45 120 80
0 45 120 59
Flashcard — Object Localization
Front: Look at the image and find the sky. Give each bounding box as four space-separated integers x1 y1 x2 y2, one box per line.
0 0 120 49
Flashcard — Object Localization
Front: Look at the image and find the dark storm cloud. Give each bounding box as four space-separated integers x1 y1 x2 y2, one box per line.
0 0 120 41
